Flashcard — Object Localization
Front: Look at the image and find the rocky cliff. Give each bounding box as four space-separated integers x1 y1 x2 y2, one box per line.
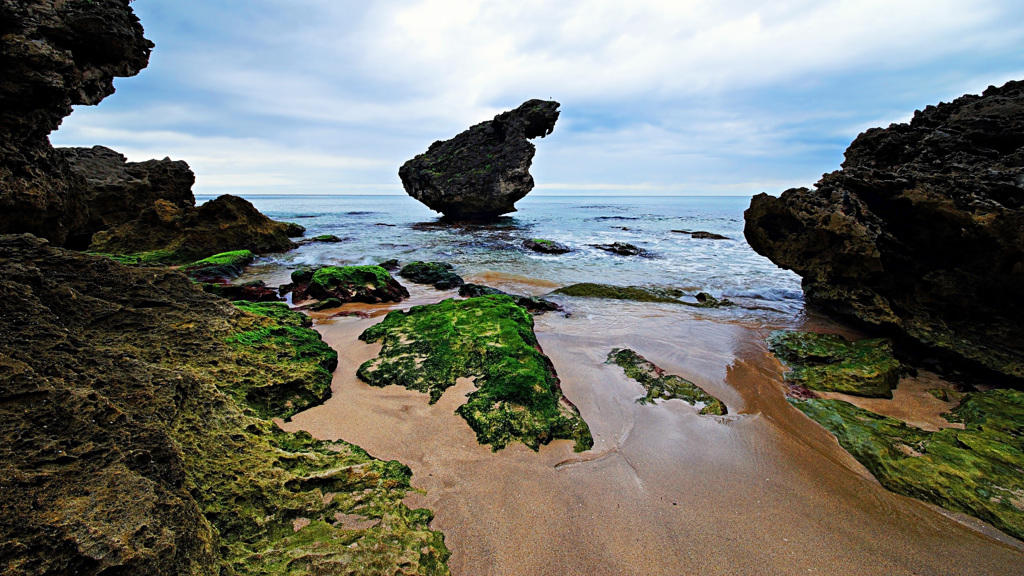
745 80 1024 381
399 99 560 219
0 0 153 246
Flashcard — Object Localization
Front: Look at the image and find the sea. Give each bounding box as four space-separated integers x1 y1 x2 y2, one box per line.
199 194 804 318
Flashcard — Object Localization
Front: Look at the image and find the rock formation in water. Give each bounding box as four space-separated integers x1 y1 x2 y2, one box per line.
0 0 153 246
745 80 1024 381
399 99 560 219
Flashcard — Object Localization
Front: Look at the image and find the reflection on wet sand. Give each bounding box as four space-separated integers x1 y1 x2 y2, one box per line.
282 294 1024 576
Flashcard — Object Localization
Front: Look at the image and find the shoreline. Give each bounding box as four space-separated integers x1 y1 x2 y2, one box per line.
282 293 1024 575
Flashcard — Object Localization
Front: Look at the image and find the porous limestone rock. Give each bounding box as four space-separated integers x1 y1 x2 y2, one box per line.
745 80 1024 381
399 99 560 219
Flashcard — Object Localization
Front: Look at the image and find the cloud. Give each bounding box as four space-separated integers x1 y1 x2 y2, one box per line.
50 0 1024 196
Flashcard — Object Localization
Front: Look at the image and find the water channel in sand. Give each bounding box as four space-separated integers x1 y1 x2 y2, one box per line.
280 283 1024 575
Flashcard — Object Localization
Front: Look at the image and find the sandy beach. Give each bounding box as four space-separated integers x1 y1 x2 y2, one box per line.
282 293 1024 576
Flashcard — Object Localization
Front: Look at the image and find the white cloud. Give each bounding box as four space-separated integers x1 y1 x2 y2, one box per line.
50 0 1024 196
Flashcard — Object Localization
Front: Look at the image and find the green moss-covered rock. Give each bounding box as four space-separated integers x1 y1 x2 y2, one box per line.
0 235 449 575
792 389 1024 541
225 303 338 420
358 296 593 452
767 331 902 398
523 238 571 254
399 261 465 290
552 283 682 303
308 265 409 304
182 249 256 281
607 348 727 415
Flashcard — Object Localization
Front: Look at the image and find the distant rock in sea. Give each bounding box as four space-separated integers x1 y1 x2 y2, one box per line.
744 80 1024 381
399 99 560 220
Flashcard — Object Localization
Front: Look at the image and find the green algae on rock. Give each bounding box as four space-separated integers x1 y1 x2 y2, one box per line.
792 390 1024 541
607 348 727 415
767 331 902 398
0 235 449 575
182 249 255 281
399 261 465 290
357 295 593 452
307 265 409 304
552 283 683 303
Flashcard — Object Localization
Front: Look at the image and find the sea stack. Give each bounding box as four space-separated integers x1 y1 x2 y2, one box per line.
399 99 560 220
744 80 1024 381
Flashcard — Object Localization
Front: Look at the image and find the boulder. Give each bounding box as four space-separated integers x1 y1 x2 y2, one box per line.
58 146 196 247
399 100 560 219
590 242 652 257
400 261 465 290
458 283 563 314
89 194 297 263
745 80 1024 381
305 265 409 304
523 238 571 254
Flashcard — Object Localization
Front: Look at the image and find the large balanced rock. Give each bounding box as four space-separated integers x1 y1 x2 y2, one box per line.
745 80 1024 381
58 146 196 247
0 0 153 246
399 99 560 219
89 194 297 263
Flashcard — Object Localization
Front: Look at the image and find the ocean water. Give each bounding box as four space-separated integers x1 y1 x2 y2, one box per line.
203 194 803 315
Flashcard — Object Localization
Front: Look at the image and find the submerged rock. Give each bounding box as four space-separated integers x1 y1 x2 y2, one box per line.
399 100 560 219
89 194 297 263
523 238 571 254
767 331 902 398
400 261 465 290
672 230 729 240
745 80 1024 381
283 222 306 237
306 265 409 304
608 348 727 415
0 234 449 576
358 295 593 452
552 283 683 304
792 389 1024 541
459 283 563 314
590 242 652 257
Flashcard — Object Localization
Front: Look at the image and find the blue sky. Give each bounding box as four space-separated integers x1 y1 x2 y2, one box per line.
50 0 1024 196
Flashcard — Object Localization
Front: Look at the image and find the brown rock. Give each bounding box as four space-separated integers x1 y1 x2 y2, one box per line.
744 80 1024 380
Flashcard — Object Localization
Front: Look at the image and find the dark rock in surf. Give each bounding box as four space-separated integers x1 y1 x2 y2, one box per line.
744 80 1024 381
590 242 652 257
523 238 571 254
400 261 465 290
458 283 563 314
399 100 560 219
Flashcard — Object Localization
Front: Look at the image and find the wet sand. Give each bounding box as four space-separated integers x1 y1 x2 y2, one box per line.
282 294 1024 575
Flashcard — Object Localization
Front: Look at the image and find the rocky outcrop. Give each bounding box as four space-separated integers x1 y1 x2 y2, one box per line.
89 194 297 263
302 265 409 304
59 146 195 247
523 238 571 254
358 295 593 452
745 80 1024 381
399 99 560 219
0 0 153 246
0 234 449 575
767 331 902 398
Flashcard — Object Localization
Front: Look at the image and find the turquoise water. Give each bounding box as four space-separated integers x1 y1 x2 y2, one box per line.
202 194 803 314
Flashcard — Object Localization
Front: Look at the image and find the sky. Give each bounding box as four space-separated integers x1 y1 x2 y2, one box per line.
50 0 1024 197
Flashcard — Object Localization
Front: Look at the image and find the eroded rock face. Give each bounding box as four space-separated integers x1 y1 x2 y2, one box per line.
0 0 153 246
745 80 1024 380
0 234 449 575
59 146 196 247
399 99 560 219
89 194 297 263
